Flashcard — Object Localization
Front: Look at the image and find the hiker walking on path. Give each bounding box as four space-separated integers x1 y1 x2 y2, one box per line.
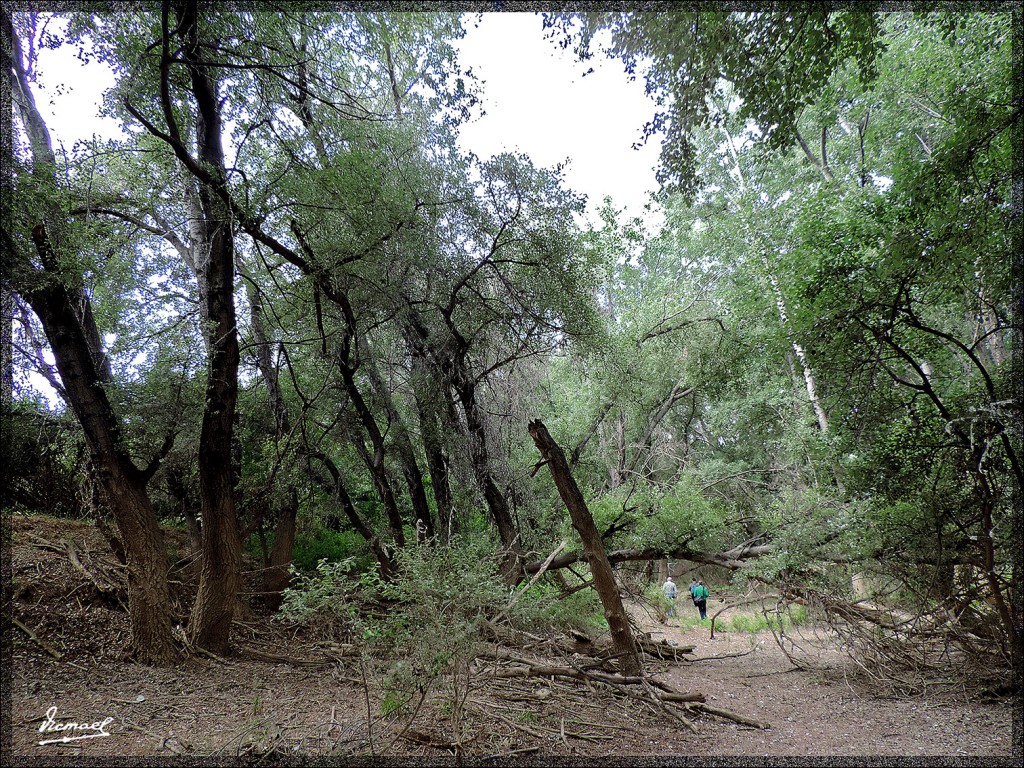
692 580 709 620
663 577 678 617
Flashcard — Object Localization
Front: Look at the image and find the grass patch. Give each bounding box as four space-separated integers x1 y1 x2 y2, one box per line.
722 604 808 634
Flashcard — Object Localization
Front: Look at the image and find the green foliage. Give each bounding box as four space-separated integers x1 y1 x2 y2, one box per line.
543 8 883 197
588 478 728 553
9 5 1018 673
724 605 807 635
292 530 369 574
277 557 368 630
1 403 86 518
510 577 605 635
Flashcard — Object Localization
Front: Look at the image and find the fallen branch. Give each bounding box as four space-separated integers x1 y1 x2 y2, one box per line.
477 657 703 701
27 534 65 554
64 538 126 606
642 679 697 733
12 616 63 659
238 645 333 666
686 702 770 729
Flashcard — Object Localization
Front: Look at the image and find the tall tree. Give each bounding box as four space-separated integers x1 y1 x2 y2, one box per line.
3 8 177 664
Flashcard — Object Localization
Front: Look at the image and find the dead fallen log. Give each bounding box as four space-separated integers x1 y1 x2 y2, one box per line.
237 645 335 666
472 648 773 731
569 631 695 660
475 653 703 701
686 702 770 729
480 619 694 662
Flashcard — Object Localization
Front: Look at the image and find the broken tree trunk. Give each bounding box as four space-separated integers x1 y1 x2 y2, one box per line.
528 419 642 676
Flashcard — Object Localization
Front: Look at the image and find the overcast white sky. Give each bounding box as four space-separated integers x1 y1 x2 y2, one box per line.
454 13 663 223
30 12 663 224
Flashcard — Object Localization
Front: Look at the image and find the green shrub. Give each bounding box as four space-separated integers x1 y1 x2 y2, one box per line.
510 579 605 634
293 530 369 572
641 584 676 623
277 556 369 632
248 528 371 573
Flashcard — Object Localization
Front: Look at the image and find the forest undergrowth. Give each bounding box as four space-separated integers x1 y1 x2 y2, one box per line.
6 513 1018 764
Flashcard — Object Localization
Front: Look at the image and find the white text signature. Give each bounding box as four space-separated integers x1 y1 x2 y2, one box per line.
38 705 114 745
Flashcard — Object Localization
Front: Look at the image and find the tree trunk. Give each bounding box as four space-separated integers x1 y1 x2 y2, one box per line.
340 379 407 547
173 0 242 654
103 470 178 662
528 419 641 676
263 489 298 609
23 275 176 663
4 9 177 662
457 371 522 580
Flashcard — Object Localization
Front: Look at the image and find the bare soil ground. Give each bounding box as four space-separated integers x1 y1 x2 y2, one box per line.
4 513 1020 765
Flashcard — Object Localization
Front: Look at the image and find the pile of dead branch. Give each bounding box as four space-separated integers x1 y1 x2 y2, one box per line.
238 614 769 761
790 588 1016 698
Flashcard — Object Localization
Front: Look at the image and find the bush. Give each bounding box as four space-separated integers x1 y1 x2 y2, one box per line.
510 578 605 634
277 534 506 690
248 528 371 573
277 556 368 634
643 584 676 623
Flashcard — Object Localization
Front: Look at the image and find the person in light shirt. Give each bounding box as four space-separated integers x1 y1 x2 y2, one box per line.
662 577 678 617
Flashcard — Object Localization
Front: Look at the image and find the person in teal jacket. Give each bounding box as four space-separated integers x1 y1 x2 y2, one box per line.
692 580 709 620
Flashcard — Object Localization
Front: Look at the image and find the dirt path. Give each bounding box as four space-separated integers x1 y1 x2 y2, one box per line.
641 608 1016 758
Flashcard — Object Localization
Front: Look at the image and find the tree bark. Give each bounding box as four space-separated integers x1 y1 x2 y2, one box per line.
528 419 641 676
5 9 176 664
458 371 522 580
23 261 177 663
172 0 242 654
263 489 298 609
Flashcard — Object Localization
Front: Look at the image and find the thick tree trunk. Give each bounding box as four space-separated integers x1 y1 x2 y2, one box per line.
417 392 454 539
174 0 242 654
103 470 177 662
528 419 641 676
4 10 177 662
24 274 176 664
